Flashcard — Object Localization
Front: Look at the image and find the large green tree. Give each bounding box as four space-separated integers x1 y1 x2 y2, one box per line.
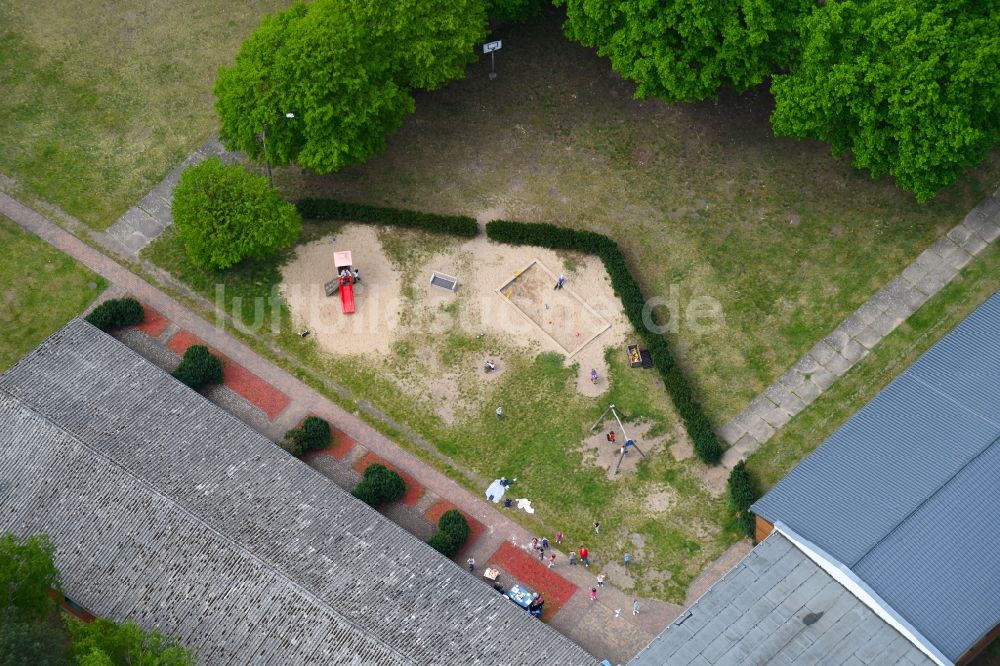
0 534 60 624
172 157 300 270
556 0 813 102
215 0 487 174
66 619 193 666
771 0 1000 201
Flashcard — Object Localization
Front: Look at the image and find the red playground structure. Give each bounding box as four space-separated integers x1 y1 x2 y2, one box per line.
334 250 356 314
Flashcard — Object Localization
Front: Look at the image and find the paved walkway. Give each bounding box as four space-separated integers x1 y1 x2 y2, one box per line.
1 190 680 664
105 136 230 256
719 186 1000 468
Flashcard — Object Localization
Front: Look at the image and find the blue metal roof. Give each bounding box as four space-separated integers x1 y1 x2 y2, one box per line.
752 291 1000 662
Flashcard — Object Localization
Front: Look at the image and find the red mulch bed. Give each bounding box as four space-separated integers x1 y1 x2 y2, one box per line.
166 330 290 420
486 542 578 621
353 453 424 506
424 500 485 556
166 329 204 356
134 305 168 337
222 362 290 421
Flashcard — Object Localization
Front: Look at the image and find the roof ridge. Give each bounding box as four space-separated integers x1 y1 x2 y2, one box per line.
0 387 416 665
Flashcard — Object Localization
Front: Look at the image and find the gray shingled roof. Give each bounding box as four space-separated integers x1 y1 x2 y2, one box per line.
629 533 933 666
0 319 592 665
752 291 1000 662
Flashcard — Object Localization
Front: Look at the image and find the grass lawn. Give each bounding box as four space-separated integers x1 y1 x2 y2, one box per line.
746 240 1000 490
282 7 1000 425
0 0 294 230
0 216 106 370
145 222 743 603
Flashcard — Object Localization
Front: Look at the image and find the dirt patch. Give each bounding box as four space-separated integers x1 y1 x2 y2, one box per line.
643 484 678 513
280 226 402 356
669 422 694 461
578 421 670 479
697 464 728 498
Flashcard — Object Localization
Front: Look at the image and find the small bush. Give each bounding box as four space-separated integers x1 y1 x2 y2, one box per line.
728 461 758 538
283 416 331 456
296 199 478 238
438 509 470 545
352 463 406 507
84 298 144 332
172 345 224 390
427 530 458 557
485 219 722 464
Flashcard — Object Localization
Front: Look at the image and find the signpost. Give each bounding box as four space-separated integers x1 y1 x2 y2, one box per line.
483 40 502 80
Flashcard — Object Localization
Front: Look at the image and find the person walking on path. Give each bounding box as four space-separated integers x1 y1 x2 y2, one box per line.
467 557 475 572
596 573 605 588
555 531 563 544
579 546 589 567
593 521 600 534
590 587 598 601
554 275 566 290
541 537 549 550
352 267 361 282
569 551 577 566
632 599 640 615
538 547 545 561
624 552 631 566
548 554 556 568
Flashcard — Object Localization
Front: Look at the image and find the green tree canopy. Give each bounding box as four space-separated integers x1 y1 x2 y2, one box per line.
215 0 487 174
0 622 72 666
771 0 1000 201
66 619 194 666
172 157 300 270
556 0 812 102
0 534 59 623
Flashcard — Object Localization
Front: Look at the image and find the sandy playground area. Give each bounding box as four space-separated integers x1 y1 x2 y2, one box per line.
280 225 634 397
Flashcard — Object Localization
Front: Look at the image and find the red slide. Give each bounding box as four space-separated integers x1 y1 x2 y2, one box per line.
340 278 356 314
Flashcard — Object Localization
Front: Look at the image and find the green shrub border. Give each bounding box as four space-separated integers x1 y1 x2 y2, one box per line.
485 219 722 464
727 461 758 537
297 198 478 238
294 199 722 464
427 509 470 557
84 297 144 332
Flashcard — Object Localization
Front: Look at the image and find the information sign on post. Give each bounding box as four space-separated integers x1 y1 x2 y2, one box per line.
483 40 502 79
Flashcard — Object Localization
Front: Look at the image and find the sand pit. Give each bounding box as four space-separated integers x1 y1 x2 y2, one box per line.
578 421 668 478
279 224 633 398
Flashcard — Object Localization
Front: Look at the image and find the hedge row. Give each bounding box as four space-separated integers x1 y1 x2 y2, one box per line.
297 199 478 238
485 220 723 464
727 461 758 538
85 298 144 332
283 416 332 457
353 463 407 507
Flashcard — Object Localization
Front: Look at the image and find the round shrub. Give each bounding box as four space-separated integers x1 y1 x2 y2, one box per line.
438 509 470 546
727 461 758 538
427 530 458 557
282 417 331 456
172 345 224 390
173 157 300 270
84 298 144 332
352 464 406 507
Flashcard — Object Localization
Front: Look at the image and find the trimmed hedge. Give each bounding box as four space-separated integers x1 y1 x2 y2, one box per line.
485 220 723 464
283 416 332 457
85 298 144 332
727 461 758 538
352 463 407 507
427 509 470 558
427 530 458 557
297 199 478 238
172 345 224 390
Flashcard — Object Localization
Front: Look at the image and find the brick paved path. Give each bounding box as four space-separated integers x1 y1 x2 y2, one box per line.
1 190 680 663
719 187 1000 468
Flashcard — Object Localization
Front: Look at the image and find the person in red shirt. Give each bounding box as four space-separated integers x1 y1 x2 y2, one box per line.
579 546 589 567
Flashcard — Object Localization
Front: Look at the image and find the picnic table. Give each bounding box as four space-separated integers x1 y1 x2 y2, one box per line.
506 583 537 610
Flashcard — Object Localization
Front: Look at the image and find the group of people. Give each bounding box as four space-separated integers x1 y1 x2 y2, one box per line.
339 267 361 283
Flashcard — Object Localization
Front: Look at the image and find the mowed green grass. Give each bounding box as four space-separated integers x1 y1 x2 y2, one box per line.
747 240 1000 490
0 216 106 370
0 0 293 230
283 8 1000 424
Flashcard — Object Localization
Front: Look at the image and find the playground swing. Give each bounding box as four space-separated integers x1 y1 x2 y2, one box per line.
590 403 647 475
